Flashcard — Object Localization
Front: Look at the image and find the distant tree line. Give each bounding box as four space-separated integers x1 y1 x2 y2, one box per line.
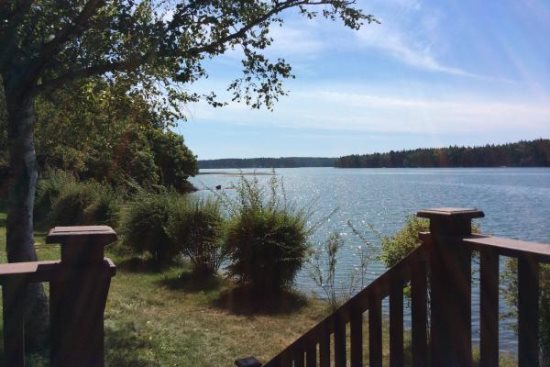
335 139 550 168
199 157 336 169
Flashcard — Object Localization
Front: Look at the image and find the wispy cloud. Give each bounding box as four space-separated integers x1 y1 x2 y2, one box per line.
185 82 550 136
266 23 325 57
353 1 487 78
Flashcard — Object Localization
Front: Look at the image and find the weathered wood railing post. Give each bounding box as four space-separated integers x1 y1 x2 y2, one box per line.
46 226 117 367
2 274 26 366
417 208 484 367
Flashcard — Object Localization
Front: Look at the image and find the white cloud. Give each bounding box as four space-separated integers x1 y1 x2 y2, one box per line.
352 0 499 79
266 24 325 57
185 83 550 137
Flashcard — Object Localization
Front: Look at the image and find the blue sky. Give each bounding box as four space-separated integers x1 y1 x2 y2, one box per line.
176 0 550 159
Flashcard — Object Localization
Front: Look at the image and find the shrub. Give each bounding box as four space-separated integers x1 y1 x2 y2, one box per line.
380 215 480 268
34 169 76 224
224 175 310 294
309 227 372 310
120 191 178 265
379 215 429 268
50 180 119 226
167 198 227 276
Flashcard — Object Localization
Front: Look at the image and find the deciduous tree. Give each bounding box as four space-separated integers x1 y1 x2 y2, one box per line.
0 0 375 345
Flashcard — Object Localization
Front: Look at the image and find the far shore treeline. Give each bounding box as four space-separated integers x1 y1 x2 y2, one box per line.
199 157 336 169
199 139 550 169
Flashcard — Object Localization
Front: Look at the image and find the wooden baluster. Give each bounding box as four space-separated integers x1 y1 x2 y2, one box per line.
318 323 330 367
334 310 346 367
369 293 383 367
518 255 539 367
480 250 499 367
306 338 317 367
2 275 26 367
294 346 305 367
411 263 428 367
280 349 293 367
389 276 404 367
350 302 363 367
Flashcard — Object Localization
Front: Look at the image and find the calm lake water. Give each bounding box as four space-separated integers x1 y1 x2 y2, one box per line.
190 167 550 353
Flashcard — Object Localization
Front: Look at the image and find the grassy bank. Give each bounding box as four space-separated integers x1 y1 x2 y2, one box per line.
0 211 329 366
0 209 517 366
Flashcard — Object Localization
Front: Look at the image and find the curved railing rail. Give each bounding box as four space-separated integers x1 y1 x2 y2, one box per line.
237 207 550 367
262 243 429 367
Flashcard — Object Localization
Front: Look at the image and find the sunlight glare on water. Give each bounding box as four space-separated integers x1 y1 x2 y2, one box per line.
190 167 550 352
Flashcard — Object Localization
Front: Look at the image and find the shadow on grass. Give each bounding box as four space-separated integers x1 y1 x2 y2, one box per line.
105 321 161 367
117 257 172 273
160 271 224 293
212 286 308 316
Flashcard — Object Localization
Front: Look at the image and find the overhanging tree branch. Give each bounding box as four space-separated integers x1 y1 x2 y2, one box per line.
0 0 34 72
23 0 105 93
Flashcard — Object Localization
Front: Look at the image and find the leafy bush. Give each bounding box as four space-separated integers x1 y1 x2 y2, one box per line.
224 175 310 294
380 215 429 268
34 169 76 223
50 180 119 227
120 191 178 265
167 198 227 276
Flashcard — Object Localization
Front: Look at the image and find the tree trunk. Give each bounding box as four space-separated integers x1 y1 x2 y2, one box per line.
4 84 49 351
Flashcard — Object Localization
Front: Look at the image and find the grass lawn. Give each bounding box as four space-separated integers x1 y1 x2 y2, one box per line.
0 212 330 366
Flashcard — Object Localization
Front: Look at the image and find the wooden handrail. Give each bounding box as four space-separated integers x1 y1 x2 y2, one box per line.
0 226 117 367
0 258 116 284
238 207 549 367
258 243 430 367
463 235 550 262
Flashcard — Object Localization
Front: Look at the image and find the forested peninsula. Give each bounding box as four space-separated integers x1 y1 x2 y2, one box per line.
199 157 336 169
335 139 550 168
199 139 550 169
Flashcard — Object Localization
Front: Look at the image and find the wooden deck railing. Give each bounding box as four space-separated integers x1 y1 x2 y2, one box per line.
0 226 117 367
237 207 550 367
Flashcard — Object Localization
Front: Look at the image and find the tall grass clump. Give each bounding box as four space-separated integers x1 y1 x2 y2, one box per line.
309 224 373 310
223 174 311 295
167 198 227 276
50 180 119 227
120 191 179 265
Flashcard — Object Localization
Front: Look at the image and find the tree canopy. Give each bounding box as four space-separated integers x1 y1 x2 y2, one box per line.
1 0 375 106
0 0 375 258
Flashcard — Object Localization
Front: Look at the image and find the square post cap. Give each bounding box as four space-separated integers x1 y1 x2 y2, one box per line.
417 208 484 236
417 208 484 220
46 226 117 265
46 225 117 245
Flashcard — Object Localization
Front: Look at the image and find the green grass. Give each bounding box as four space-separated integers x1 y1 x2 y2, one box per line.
0 223 329 366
